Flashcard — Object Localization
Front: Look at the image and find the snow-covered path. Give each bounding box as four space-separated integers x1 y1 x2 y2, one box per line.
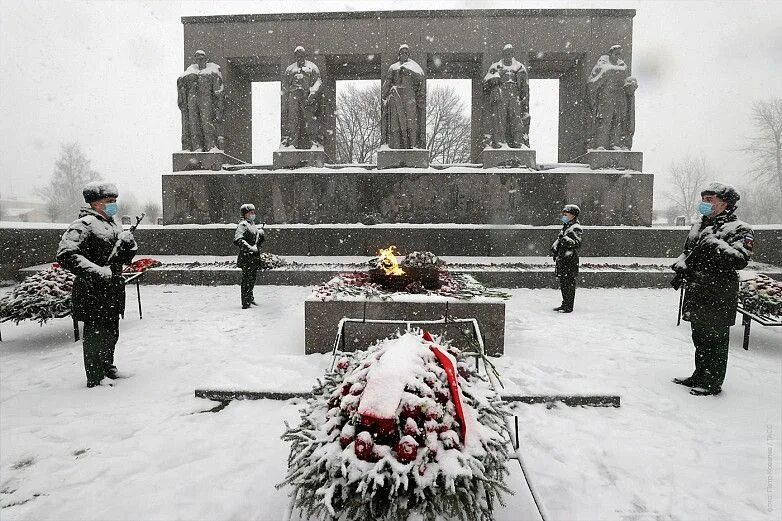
1 286 780 521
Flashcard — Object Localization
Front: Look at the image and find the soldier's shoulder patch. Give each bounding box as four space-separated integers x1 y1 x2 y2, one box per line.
742 235 754 250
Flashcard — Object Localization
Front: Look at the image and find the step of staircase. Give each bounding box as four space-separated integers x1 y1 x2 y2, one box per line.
19 256 782 289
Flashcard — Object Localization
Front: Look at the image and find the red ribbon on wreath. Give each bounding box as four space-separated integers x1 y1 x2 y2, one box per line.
423 331 467 444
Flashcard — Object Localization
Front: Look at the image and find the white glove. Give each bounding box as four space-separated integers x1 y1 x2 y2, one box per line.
95 265 114 281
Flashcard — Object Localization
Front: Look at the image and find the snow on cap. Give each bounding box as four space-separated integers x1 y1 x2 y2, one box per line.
609 45 623 53
294 46 305 55
83 181 119 203
194 49 206 57
701 182 740 206
398 43 410 52
503 44 514 51
562 204 580 216
239 203 256 215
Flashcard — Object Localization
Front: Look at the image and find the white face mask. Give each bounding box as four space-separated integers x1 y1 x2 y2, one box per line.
246 213 256 222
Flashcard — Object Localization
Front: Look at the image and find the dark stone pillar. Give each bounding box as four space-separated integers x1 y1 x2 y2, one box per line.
224 62 252 163
558 55 589 163
470 52 493 162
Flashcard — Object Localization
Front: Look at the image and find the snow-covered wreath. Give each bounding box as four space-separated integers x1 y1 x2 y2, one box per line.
278 330 512 521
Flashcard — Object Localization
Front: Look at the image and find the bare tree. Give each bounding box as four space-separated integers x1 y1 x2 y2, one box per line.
36 142 100 222
142 201 162 222
667 155 709 224
742 98 782 203
735 183 780 225
335 82 471 164
426 85 471 164
335 83 382 164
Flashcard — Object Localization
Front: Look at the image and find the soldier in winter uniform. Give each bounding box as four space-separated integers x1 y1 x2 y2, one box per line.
671 183 753 396
234 203 265 309
57 182 137 388
550 204 583 313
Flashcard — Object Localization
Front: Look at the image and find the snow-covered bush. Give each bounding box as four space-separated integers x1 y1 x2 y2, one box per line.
0 265 73 325
278 331 512 521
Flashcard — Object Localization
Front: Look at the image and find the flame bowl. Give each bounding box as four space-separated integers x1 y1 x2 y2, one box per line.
368 266 441 291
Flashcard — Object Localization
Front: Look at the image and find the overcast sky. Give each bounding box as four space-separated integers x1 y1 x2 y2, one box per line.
1 0 781 210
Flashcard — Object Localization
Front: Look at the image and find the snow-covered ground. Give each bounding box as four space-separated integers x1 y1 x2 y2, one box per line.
1 285 780 521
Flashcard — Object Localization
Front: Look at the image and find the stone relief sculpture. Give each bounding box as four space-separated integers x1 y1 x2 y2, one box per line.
177 50 225 152
281 46 323 149
381 44 427 149
587 45 638 150
482 44 531 149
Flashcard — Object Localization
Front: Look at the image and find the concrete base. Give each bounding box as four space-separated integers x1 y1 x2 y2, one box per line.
162 165 654 225
482 147 537 169
172 151 242 172
585 150 643 171
272 146 326 169
305 297 505 356
377 148 429 169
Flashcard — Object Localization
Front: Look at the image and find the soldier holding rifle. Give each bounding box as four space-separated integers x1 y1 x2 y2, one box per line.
670 183 753 396
57 182 139 388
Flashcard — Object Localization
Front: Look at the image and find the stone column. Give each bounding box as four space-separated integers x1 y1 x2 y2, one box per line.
309 54 336 162
558 55 589 163
470 52 493 162
224 62 252 162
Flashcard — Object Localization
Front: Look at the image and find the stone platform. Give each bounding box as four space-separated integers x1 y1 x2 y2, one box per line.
172 151 243 172
481 147 537 169
162 164 652 225
305 295 505 356
585 150 643 171
272 146 325 169
376 148 429 169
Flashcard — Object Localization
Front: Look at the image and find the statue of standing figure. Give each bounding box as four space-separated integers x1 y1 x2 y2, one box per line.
281 46 323 149
587 45 638 150
381 44 427 149
482 44 531 149
177 50 225 151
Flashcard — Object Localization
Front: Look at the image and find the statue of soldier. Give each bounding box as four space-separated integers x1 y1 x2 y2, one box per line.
281 46 323 149
381 44 427 149
177 50 225 152
482 44 531 149
587 45 638 150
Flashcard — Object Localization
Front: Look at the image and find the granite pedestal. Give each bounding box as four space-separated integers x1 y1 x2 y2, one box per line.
585 150 643 171
481 147 537 169
377 148 429 169
305 296 505 356
172 151 242 172
162 165 654 225
273 146 326 169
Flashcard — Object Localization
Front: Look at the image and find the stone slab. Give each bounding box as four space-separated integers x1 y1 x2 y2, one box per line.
172 151 242 172
376 148 429 169
304 297 505 356
481 147 537 169
585 150 643 171
162 167 654 225
304 299 365 355
272 147 326 169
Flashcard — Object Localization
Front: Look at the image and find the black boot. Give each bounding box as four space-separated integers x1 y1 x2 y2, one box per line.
553 305 564 311
672 376 699 387
690 386 722 396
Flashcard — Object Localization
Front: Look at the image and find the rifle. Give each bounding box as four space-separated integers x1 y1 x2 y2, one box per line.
108 213 145 275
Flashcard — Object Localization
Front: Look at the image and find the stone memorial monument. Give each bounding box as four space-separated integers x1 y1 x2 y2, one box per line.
274 46 326 169
163 9 653 226
173 50 240 172
377 44 429 169
585 44 642 170
481 44 536 169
